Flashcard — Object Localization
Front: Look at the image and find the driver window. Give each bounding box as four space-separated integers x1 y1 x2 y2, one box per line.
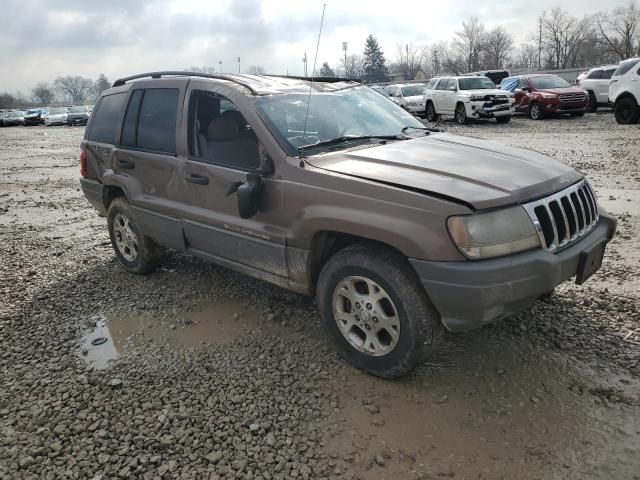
188 91 260 169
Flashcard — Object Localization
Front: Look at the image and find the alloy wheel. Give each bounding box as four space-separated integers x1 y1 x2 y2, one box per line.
112 212 139 262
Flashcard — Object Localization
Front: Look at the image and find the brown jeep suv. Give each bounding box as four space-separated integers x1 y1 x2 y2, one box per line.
80 72 616 378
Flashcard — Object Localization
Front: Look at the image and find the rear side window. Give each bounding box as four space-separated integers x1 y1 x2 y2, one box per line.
88 93 126 144
613 58 640 76
601 69 615 80
121 88 178 154
587 70 602 79
436 79 449 90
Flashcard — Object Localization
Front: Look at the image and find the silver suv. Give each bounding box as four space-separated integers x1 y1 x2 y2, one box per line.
80 72 616 378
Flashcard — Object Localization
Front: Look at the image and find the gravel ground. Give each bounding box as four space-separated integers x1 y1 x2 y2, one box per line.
1 115 639 480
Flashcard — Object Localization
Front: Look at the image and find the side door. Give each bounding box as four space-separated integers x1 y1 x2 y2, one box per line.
440 79 458 114
433 78 449 112
515 78 532 111
114 81 187 250
177 82 288 278
598 69 615 104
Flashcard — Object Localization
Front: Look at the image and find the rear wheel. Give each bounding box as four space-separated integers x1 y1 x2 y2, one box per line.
316 244 443 378
107 197 164 274
615 96 640 124
587 91 598 112
455 103 468 125
496 115 511 124
529 102 543 120
425 102 437 122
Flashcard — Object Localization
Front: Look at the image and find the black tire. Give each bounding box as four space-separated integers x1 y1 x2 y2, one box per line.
107 197 163 274
454 103 468 125
587 91 598 112
529 102 543 120
316 243 444 379
425 102 437 122
615 96 640 125
496 115 511 124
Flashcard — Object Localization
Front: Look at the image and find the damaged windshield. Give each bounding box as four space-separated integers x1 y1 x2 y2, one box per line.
254 86 425 155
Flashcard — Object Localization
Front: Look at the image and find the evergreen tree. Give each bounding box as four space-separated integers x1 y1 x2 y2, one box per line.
362 35 387 82
318 62 335 77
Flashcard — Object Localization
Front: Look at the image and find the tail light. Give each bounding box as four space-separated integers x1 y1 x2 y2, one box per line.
80 147 88 177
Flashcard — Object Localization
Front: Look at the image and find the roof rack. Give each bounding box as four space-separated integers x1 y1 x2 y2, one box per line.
267 75 362 83
111 71 261 94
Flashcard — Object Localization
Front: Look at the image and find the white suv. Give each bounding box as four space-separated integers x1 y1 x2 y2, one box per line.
424 76 515 124
577 65 617 112
384 84 426 114
609 57 640 124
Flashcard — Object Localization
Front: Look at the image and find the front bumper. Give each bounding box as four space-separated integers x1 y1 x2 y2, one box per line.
542 101 586 114
24 117 44 125
406 104 425 113
68 116 89 125
80 177 107 216
468 101 514 118
410 212 616 332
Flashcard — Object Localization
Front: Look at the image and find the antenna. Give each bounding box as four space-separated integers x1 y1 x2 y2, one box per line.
299 3 326 163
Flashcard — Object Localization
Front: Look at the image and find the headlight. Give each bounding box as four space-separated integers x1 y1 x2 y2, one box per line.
447 206 541 259
469 95 486 102
540 93 558 99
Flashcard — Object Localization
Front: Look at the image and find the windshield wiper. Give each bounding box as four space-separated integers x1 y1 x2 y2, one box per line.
401 125 439 134
297 135 404 152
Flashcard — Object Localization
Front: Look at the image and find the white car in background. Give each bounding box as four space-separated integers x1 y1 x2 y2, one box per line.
384 84 426 114
609 57 640 124
44 107 69 126
424 76 515 124
577 65 617 112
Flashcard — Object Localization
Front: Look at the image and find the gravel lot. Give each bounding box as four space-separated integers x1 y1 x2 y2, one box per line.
1 114 639 480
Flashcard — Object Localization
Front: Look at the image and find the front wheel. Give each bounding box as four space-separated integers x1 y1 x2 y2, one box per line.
529 102 543 120
455 103 468 125
496 115 511 124
316 244 443 378
107 197 164 274
587 91 598 112
425 102 437 122
615 97 640 124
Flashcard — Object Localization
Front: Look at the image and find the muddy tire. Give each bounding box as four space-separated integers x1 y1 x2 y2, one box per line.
615 96 640 125
316 243 444 379
587 91 598 112
496 115 511 124
454 103 468 125
529 102 543 120
107 197 163 274
425 102 437 122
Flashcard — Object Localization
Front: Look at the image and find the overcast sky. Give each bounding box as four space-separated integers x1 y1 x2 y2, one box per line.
0 0 631 94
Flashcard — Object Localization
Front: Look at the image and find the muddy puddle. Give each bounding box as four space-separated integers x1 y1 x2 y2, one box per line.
79 300 258 369
325 334 640 479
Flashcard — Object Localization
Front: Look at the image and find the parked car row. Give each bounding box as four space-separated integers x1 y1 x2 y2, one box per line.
0 105 93 127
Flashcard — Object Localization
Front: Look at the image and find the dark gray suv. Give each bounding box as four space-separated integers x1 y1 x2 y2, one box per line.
80 72 616 378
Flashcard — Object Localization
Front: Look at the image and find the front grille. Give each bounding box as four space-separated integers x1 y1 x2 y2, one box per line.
559 93 586 103
522 180 598 252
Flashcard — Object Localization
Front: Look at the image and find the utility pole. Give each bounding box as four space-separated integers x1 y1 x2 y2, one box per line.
538 17 543 70
342 42 348 76
406 43 409 79
302 52 308 76
218 60 223 73
237 57 241 73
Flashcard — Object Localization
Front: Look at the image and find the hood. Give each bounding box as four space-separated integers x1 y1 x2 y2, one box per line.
537 86 585 95
306 133 582 210
461 89 509 97
404 95 424 102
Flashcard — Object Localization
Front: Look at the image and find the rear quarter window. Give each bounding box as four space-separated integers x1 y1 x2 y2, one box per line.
613 58 640 76
88 93 126 144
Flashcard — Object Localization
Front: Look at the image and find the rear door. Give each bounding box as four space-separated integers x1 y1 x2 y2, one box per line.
434 78 449 112
177 82 288 278
597 69 615 104
440 79 457 114
115 81 187 250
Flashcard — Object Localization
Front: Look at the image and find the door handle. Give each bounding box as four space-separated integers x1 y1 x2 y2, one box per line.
185 173 209 185
117 159 135 169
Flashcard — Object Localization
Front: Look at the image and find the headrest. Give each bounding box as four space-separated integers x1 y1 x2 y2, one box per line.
221 109 248 130
207 116 239 142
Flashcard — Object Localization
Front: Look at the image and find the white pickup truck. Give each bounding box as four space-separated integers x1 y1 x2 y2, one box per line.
424 76 515 124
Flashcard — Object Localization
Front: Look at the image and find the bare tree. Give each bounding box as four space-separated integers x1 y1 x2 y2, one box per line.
32 82 55 106
91 74 111 101
339 54 363 78
484 27 513 69
54 76 93 104
514 44 538 69
433 40 466 75
454 17 487 72
0 93 19 109
246 65 266 75
541 8 593 69
394 43 423 79
596 2 640 60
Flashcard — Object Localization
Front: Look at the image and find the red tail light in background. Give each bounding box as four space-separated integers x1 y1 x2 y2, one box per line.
80 147 88 177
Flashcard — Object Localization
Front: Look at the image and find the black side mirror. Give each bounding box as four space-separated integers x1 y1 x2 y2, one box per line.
236 172 263 219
